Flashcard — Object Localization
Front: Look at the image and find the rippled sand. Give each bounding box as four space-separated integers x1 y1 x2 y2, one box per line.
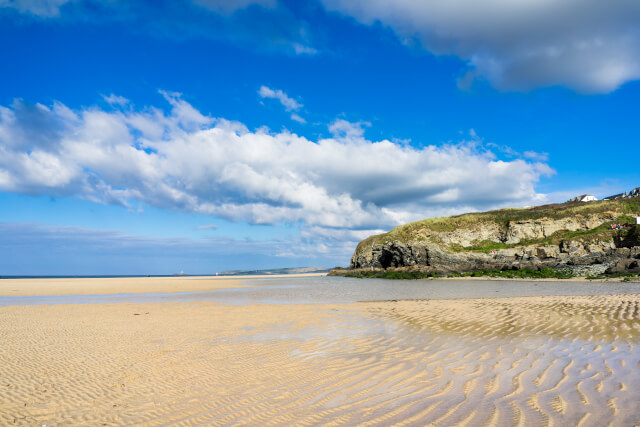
2 294 640 425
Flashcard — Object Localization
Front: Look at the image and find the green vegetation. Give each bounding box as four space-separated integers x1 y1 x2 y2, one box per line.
344 267 574 280
448 268 574 279
622 198 640 214
586 272 640 280
343 270 441 279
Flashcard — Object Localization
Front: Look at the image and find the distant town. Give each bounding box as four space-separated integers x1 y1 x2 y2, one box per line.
569 186 640 203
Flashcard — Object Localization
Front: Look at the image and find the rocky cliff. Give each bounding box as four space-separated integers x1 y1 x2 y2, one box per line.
346 199 640 276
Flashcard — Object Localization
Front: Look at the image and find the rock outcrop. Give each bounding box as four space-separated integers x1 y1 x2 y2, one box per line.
345 199 640 276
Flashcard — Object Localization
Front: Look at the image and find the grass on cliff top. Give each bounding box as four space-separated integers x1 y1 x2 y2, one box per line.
344 267 574 280
355 198 640 254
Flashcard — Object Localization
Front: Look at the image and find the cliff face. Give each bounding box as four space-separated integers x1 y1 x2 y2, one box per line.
349 199 640 275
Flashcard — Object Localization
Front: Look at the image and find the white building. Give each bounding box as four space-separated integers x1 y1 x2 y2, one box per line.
569 194 598 202
636 216 640 225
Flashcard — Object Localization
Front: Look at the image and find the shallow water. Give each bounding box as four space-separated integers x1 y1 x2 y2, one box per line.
223 275 640 304
2 275 640 306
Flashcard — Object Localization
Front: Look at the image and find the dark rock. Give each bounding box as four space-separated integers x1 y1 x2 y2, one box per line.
351 238 640 276
606 261 631 274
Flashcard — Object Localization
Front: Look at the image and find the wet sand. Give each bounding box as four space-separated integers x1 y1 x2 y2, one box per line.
3 288 640 425
0 274 326 297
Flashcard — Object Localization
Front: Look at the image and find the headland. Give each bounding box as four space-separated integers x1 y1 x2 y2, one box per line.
332 198 640 280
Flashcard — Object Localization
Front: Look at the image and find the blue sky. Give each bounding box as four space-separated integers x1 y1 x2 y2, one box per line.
1 0 639 275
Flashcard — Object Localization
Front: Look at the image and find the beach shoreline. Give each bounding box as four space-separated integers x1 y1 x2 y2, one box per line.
0 273 327 297
3 272 638 299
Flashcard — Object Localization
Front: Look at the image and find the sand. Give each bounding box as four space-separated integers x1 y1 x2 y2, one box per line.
0 274 326 297
3 288 640 425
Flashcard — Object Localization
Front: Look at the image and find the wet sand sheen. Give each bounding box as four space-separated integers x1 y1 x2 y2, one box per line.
0 274 326 297
2 295 640 425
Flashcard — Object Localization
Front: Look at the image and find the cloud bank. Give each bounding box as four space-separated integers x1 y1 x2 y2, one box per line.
0 93 552 247
321 0 640 93
0 222 340 275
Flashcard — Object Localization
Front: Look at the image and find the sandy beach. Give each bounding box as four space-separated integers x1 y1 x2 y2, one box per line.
2 277 640 425
0 274 326 297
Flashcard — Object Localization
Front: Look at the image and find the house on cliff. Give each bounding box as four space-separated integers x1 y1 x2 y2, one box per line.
569 194 598 202
603 191 628 201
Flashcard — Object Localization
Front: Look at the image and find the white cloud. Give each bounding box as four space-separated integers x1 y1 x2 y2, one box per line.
102 93 130 107
290 113 306 124
523 151 549 162
321 0 640 93
328 119 369 140
258 85 303 112
259 86 307 123
0 93 553 249
292 43 318 55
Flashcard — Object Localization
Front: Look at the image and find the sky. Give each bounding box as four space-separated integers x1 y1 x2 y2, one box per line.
1 0 639 275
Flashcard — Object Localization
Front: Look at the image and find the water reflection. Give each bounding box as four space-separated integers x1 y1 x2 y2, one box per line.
2 276 640 306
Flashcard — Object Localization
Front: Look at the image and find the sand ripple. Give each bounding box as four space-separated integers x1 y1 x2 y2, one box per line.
2 295 640 425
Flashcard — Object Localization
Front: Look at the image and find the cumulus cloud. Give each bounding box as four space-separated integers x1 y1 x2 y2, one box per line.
321 0 640 93
0 93 552 247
